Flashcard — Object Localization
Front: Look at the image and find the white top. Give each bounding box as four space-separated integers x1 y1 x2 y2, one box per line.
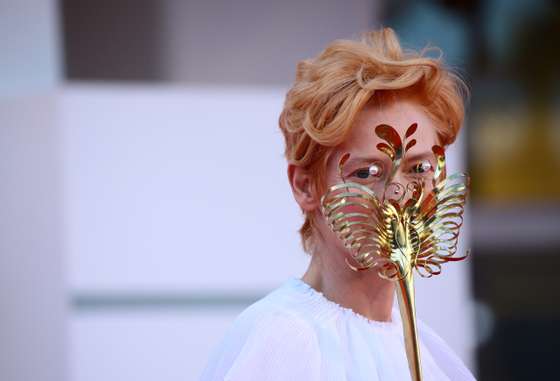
200 277 476 381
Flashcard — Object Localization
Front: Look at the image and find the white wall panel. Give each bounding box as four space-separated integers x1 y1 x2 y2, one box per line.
71 308 245 381
61 85 310 292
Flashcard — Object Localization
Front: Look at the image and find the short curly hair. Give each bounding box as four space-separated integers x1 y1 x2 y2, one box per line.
278 27 469 254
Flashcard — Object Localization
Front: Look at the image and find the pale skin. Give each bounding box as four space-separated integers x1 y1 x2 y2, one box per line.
288 97 442 323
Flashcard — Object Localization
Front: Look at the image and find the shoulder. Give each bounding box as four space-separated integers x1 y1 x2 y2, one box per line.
232 294 319 348
227 280 320 341
200 283 322 381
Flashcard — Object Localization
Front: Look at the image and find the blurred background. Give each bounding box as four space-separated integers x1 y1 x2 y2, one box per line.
1 1 558 380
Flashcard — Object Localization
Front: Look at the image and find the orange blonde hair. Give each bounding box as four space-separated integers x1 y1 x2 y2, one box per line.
278 27 469 254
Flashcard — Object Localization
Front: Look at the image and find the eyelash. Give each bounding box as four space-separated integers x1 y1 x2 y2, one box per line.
410 161 432 175
349 164 383 180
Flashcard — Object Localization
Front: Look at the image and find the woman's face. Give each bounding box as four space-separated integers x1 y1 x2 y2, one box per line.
313 98 443 262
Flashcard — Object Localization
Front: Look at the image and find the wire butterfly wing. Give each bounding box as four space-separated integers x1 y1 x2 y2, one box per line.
412 172 470 278
320 181 395 273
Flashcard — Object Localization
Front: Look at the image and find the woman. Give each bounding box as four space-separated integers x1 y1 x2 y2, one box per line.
200 27 476 381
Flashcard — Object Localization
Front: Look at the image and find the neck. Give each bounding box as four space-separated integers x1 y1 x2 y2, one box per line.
302 239 395 323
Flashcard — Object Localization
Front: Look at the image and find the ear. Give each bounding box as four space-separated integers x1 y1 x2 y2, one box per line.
287 164 320 212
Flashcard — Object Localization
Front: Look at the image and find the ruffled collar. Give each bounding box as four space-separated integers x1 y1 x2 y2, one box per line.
286 277 401 331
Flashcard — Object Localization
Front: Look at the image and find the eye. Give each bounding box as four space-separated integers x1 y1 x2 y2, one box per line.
351 164 383 179
411 160 432 174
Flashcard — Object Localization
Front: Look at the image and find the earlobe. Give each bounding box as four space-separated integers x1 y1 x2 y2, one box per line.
287 164 319 212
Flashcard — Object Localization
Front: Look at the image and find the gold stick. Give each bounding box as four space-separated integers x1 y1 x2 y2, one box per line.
396 271 422 381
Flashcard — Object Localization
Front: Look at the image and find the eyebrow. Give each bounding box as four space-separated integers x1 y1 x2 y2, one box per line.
343 151 434 167
402 152 434 164
343 154 388 167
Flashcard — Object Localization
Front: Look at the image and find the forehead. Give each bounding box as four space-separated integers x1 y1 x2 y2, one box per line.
338 98 440 153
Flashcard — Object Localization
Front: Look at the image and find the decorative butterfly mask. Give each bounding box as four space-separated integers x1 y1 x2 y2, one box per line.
320 123 470 381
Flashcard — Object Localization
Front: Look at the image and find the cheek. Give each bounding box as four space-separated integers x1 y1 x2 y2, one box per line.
325 164 342 187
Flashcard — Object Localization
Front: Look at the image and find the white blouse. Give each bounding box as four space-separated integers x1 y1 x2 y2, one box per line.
200 277 476 381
